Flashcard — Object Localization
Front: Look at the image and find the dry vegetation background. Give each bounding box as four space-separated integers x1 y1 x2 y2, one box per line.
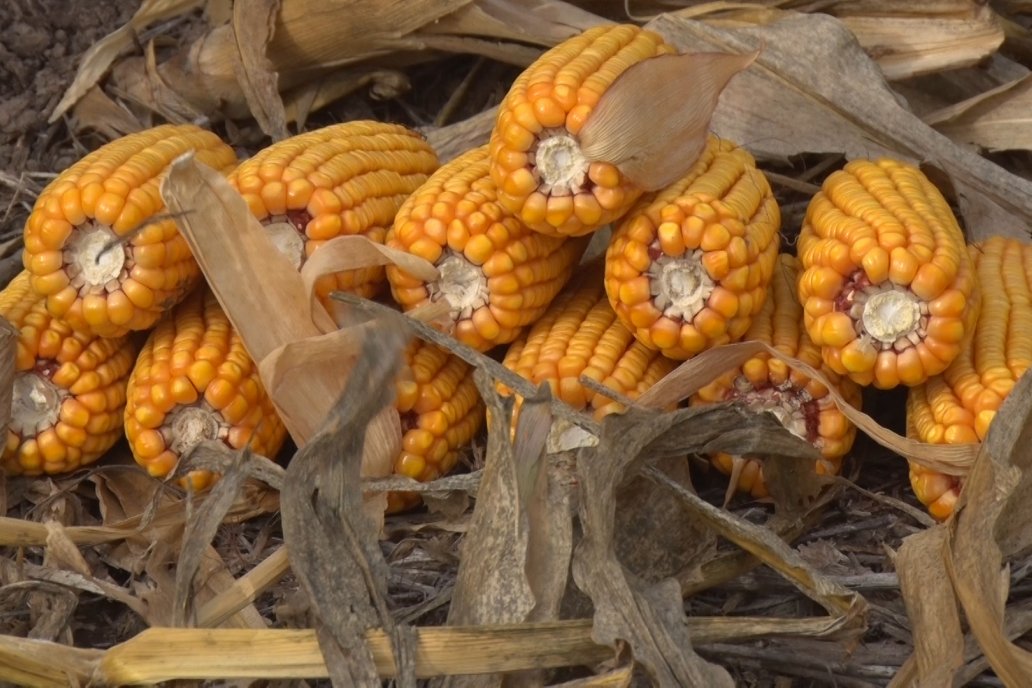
5 0 1032 686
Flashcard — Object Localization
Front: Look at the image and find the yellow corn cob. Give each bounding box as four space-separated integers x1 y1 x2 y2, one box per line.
906 236 1022 520
1 271 137 475
123 287 287 490
604 135 781 361
228 121 439 306
23 124 238 338
388 340 485 513
386 145 588 352
797 158 977 390
488 25 674 238
690 254 862 499
500 264 677 420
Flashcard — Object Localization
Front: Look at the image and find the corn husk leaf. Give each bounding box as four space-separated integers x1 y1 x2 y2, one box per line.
69 85 144 138
892 368 1032 684
580 50 758 191
830 2 1004 80
925 73 1032 152
158 154 399 484
229 0 289 140
623 0 1005 80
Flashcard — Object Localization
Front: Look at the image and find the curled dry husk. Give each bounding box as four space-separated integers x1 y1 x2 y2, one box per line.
158 154 455 514
634 340 978 478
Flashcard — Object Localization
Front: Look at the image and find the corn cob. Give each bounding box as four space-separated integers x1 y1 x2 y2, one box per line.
388 340 485 512
488 24 674 237
1 271 137 475
386 145 588 352
123 286 287 490
228 121 439 306
690 254 862 499
906 236 1023 520
797 158 977 390
604 135 781 361
22 124 238 338
500 264 677 420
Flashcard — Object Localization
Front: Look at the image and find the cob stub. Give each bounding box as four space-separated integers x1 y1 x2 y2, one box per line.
1 271 137 476
389 340 485 512
386 145 588 352
228 121 439 306
797 158 978 390
604 135 781 360
124 286 287 490
488 24 674 237
23 124 238 337
500 264 676 420
906 236 1021 520
691 254 861 500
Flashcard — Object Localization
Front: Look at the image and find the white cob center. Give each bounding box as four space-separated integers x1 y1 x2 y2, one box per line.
534 132 589 196
264 219 306 270
64 223 129 295
731 378 812 443
861 290 922 344
649 250 715 320
10 372 65 435
165 405 226 456
431 252 490 319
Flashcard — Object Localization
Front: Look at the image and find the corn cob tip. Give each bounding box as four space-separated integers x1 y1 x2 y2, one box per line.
430 252 491 321
23 124 239 337
386 145 587 352
263 216 307 270
63 223 129 292
605 136 781 360
797 158 976 389
11 372 65 437
488 24 675 237
124 287 287 489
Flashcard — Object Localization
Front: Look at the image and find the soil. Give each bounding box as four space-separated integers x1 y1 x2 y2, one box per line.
0 0 139 289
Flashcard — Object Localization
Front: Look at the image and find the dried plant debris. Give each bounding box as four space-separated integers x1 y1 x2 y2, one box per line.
280 318 414 687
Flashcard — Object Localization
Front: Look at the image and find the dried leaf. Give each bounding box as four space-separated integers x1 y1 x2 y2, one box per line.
172 447 252 627
230 0 289 140
645 12 1032 241
49 0 204 122
834 3 1004 80
895 527 964 686
69 85 144 138
571 406 741 686
925 74 1032 153
42 521 92 578
579 50 757 191
637 339 977 476
297 234 438 320
626 471 717 585
425 0 607 46
279 319 412 687
444 370 535 641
